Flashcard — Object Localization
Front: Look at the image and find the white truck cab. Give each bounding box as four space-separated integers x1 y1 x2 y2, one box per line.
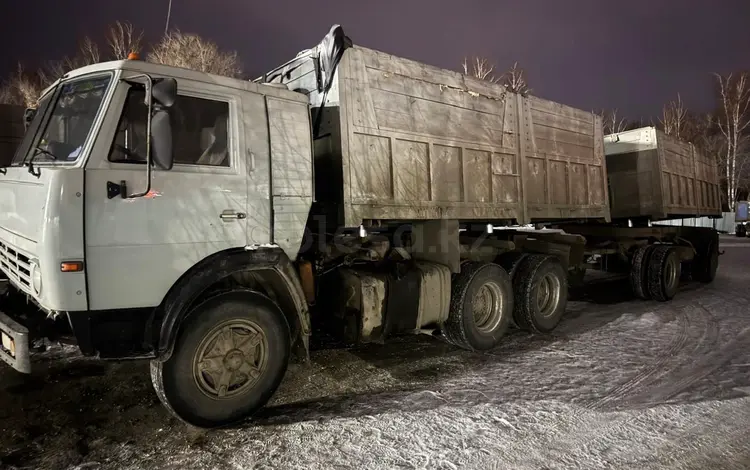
0 58 314 427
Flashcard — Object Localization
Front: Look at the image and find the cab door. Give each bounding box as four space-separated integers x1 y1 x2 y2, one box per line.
83 75 264 311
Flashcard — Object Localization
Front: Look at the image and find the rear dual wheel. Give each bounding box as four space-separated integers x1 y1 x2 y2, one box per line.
630 245 681 302
443 262 513 351
443 256 569 351
693 239 719 283
511 255 568 334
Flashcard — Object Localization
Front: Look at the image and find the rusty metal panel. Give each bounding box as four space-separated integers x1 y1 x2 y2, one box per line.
603 127 721 221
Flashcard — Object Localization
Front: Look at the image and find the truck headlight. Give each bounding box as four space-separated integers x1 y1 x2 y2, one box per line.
30 261 42 296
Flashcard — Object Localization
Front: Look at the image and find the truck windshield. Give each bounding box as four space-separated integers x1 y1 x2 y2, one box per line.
11 75 112 166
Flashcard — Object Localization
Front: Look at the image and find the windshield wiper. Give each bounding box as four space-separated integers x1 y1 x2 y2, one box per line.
27 146 59 177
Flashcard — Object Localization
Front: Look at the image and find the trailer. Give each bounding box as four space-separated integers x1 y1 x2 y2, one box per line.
602 126 721 222
0 25 722 429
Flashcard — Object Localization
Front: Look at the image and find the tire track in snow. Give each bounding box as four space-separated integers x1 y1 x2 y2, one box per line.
625 311 748 408
557 396 750 470
587 306 692 411
512 293 729 458
587 295 726 411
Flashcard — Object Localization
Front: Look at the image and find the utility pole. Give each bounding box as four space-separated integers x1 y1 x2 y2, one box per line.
164 0 172 35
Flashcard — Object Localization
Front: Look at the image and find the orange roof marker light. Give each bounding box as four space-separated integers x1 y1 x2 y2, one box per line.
127 52 140 60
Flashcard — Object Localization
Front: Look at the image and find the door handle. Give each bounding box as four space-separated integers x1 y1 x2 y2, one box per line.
220 210 246 220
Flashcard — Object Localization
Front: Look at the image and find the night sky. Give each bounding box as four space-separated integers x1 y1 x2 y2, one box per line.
2 0 748 120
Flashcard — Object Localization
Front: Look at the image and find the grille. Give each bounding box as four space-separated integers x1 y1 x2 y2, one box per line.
0 239 33 293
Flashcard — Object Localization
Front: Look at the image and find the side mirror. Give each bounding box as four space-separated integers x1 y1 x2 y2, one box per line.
148 77 177 171
150 108 173 170
152 78 177 108
23 108 36 130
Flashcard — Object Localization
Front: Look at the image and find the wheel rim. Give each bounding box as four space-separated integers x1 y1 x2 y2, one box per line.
472 281 505 333
664 252 680 290
192 319 269 400
537 272 562 318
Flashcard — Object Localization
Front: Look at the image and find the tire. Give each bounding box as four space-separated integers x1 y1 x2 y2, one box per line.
512 255 568 333
443 262 513 351
693 240 719 283
496 252 529 328
647 245 681 302
150 289 291 428
496 252 528 279
630 245 656 300
736 224 747 237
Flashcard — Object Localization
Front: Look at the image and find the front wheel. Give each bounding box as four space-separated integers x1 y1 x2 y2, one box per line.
150 290 291 428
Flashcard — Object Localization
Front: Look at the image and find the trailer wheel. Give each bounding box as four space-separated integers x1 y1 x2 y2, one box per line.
150 289 290 428
497 252 528 279
647 245 681 302
496 252 528 328
693 240 719 283
630 245 656 300
443 262 513 351
512 255 568 333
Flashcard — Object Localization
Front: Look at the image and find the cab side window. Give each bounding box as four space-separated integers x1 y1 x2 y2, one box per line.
108 86 231 167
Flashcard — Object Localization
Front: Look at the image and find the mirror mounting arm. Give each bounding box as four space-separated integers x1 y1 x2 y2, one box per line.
123 73 155 199
108 73 176 200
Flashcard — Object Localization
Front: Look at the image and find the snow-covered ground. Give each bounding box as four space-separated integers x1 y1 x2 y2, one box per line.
2 235 750 470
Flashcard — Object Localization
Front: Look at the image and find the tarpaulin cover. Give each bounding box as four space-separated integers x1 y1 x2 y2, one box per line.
261 24 352 94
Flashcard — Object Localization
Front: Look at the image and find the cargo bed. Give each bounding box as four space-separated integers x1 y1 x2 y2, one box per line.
604 127 721 221
262 35 610 227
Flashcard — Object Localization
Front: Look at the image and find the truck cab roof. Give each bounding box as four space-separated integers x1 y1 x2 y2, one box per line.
40 59 308 105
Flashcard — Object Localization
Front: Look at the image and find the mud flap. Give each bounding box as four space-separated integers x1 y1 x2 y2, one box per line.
382 269 422 337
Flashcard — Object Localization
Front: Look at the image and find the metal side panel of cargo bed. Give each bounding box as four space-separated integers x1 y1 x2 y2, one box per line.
604 126 721 221
262 39 611 228
332 47 611 227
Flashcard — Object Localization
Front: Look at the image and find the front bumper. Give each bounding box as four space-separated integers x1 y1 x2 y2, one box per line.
0 284 31 373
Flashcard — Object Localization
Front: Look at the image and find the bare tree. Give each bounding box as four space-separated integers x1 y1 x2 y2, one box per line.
500 62 530 95
659 93 690 139
79 36 101 64
106 21 143 59
600 108 629 134
2 21 142 105
0 84 13 105
460 58 530 95
714 72 750 210
461 57 498 82
148 30 242 78
37 36 103 86
0 64 43 107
